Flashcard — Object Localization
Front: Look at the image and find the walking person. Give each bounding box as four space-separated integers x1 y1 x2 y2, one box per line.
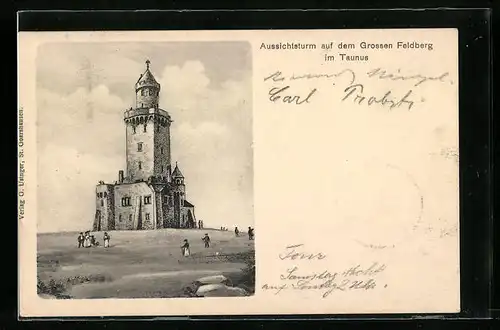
181 239 191 257
103 232 110 248
77 232 84 248
202 233 211 248
235 227 239 237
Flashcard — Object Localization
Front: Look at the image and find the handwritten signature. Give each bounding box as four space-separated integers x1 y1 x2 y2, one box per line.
263 67 451 110
367 68 451 87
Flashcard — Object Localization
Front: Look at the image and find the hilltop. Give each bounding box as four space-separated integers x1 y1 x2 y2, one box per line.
37 228 255 299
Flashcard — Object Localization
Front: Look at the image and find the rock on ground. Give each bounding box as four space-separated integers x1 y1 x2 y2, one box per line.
195 283 249 297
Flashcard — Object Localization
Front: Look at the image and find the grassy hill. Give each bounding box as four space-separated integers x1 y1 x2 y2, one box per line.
37 228 255 299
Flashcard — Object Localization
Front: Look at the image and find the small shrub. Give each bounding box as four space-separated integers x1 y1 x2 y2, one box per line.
37 276 71 299
237 250 256 293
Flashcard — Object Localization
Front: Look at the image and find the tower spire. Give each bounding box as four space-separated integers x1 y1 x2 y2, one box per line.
146 59 151 70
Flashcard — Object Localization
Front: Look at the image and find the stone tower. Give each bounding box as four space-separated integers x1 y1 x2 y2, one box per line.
171 162 186 226
94 59 196 232
124 60 172 183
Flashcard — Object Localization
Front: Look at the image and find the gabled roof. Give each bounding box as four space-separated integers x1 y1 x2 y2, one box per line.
183 200 194 207
172 163 184 178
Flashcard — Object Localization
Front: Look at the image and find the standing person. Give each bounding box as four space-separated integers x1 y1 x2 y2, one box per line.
77 232 84 248
87 231 92 247
84 231 90 248
248 227 255 240
202 233 211 248
181 239 190 257
103 232 110 248
235 227 239 237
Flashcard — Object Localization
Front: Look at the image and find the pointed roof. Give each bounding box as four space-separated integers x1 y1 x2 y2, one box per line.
172 162 184 178
135 60 160 89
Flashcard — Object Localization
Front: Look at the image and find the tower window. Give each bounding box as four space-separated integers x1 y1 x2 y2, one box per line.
121 197 131 207
138 161 142 170
137 142 143 151
143 124 147 133
161 165 164 172
161 147 164 154
145 213 150 221
101 200 104 206
119 214 122 222
104 192 107 197
144 195 152 204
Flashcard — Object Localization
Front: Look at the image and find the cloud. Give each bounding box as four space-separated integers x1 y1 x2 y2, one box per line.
37 57 253 232
38 144 122 233
158 61 253 229
37 85 127 158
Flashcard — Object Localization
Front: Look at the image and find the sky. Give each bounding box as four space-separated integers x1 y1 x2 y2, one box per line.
36 42 253 233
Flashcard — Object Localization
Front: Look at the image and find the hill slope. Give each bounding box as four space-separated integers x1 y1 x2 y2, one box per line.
37 229 255 299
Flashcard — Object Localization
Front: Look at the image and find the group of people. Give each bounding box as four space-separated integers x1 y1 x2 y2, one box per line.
77 231 111 248
233 226 254 240
180 233 211 257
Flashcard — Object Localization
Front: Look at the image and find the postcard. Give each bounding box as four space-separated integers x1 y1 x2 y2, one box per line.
18 28 459 317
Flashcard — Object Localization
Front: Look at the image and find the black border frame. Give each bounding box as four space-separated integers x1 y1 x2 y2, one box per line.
15 7 493 324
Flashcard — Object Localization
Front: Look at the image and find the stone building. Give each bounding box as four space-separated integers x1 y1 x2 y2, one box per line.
93 60 196 231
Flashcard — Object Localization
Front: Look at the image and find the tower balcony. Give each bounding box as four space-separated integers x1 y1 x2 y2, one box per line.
124 108 171 122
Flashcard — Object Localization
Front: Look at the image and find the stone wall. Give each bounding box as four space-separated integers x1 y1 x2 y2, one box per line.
95 183 115 231
181 206 196 228
136 87 159 109
153 114 171 179
126 118 155 182
113 182 155 230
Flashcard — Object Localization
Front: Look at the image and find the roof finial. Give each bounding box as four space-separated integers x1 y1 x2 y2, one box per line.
146 59 151 70
175 161 178 167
